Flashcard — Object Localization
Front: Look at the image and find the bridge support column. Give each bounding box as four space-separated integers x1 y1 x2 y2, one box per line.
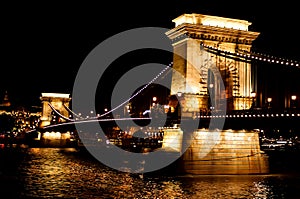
166 13 260 112
39 93 71 128
162 128 269 174
178 93 209 118
182 129 269 174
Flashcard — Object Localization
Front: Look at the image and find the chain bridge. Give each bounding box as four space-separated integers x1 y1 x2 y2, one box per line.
32 13 300 175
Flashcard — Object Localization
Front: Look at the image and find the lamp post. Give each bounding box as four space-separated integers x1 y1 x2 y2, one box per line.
150 96 157 110
267 97 272 109
152 96 157 107
291 95 297 109
152 96 157 103
250 92 256 109
123 104 131 117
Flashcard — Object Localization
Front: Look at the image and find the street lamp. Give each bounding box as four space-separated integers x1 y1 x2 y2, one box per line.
150 97 157 110
251 92 256 98
267 97 272 109
152 96 157 107
267 98 272 103
291 95 297 109
250 92 256 109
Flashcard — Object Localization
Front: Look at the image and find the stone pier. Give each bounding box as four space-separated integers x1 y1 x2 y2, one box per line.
162 128 269 174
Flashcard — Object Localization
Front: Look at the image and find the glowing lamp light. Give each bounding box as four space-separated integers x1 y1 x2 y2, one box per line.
250 92 256 98
152 97 157 102
291 95 297 100
267 98 272 103
41 93 70 98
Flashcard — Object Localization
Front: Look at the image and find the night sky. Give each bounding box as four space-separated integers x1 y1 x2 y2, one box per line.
1 1 300 109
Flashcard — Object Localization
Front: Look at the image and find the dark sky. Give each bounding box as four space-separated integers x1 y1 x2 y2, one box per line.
1 1 300 108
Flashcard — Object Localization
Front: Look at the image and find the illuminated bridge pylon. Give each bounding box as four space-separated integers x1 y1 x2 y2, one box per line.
39 93 72 127
166 13 261 114
166 13 300 116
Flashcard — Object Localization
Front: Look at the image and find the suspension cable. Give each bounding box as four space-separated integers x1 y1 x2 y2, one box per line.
48 102 75 122
63 103 83 119
86 62 173 120
200 43 300 69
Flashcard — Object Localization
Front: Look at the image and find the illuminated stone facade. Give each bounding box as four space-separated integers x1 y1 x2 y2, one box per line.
183 129 269 174
162 14 268 174
39 93 71 127
162 128 269 174
166 13 260 112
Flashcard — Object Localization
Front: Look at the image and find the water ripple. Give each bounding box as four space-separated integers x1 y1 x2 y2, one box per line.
1 148 297 198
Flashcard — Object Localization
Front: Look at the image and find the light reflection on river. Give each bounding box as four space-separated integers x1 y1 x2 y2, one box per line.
1 147 300 198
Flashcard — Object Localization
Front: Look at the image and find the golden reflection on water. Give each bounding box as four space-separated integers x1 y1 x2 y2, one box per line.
16 148 297 198
178 176 272 199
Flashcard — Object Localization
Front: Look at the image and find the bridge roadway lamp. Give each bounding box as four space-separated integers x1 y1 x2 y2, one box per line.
267 97 272 109
291 95 297 108
250 92 256 98
151 96 157 109
71 27 226 174
250 92 256 108
267 98 272 103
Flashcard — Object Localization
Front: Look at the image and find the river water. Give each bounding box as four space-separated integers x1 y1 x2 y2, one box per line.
1 146 300 199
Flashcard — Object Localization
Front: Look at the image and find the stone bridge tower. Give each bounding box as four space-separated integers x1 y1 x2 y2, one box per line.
39 93 71 127
166 13 260 115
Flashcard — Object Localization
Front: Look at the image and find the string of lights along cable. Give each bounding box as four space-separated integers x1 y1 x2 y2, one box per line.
48 37 300 127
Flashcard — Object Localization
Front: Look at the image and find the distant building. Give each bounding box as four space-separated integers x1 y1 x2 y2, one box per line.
0 91 42 134
0 91 12 114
